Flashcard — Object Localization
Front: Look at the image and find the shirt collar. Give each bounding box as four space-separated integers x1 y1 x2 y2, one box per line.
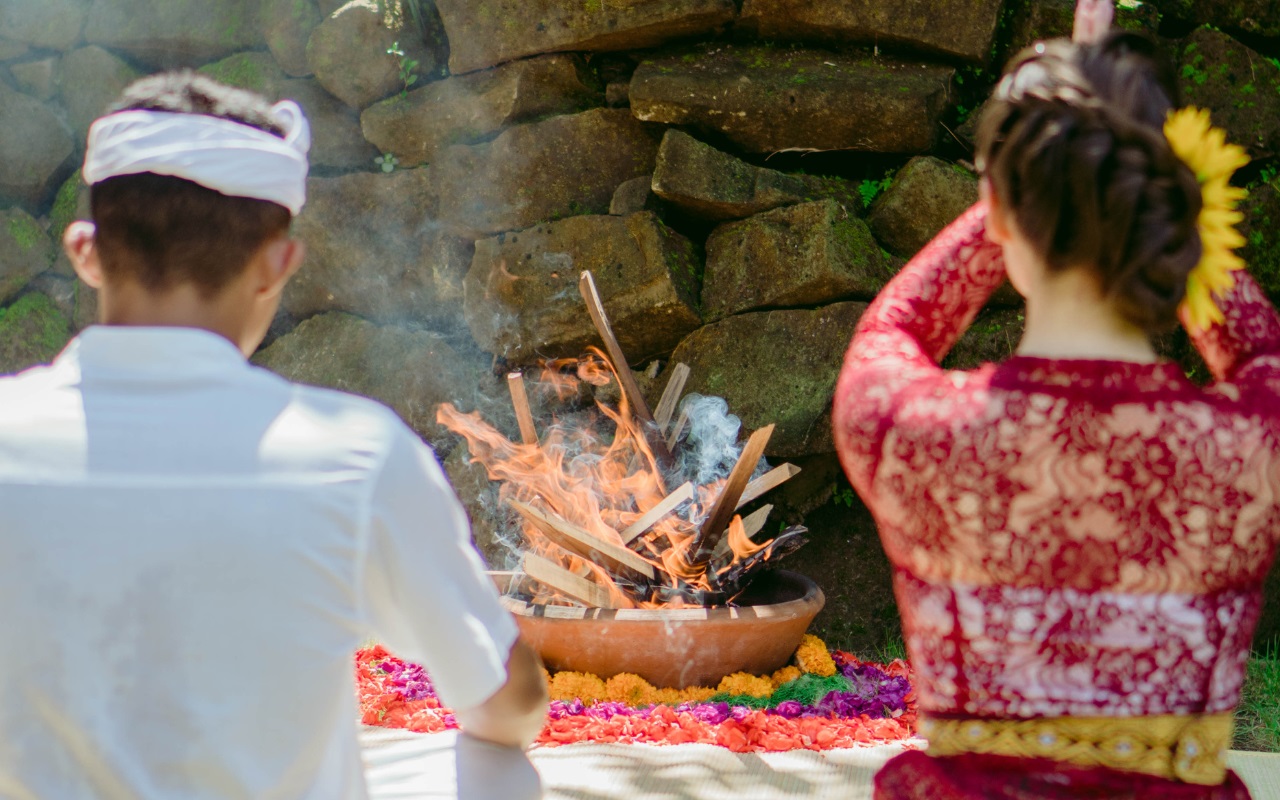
59 325 249 381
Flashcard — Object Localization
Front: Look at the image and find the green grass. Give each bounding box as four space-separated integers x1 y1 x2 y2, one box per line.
1235 641 1280 752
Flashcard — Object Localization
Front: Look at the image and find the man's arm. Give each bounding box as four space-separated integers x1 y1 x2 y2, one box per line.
360 420 548 747
453 637 548 749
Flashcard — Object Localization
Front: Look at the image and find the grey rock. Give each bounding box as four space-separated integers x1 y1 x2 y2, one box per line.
84 0 264 67
0 208 55 303
433 107 659 238
868 157 979 259
609 176 661 216
0 83 73 207
739 0 1004 65
605 80 630 107
261 0 322 76
283 78 380 170
631 45 954 154
306 0 439 109
435 0 736 75
0 0 88 50
285 169 469 327
703 200 891 320
59 46 141 144
361 54 601 167
656 301 867 457
252 311 494 449
11 57 58 100
0 39 30 60
464 212 701 364
651 129 860 222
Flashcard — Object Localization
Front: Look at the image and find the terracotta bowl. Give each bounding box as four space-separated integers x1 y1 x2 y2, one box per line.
499 570 825 689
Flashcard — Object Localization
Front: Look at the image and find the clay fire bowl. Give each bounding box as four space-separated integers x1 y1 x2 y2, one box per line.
500 570 825 689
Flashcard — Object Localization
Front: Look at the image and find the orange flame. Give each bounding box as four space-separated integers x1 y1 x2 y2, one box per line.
437 350 774 609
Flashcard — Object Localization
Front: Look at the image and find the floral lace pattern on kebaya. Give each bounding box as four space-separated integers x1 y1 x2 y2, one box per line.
832 202 1280 724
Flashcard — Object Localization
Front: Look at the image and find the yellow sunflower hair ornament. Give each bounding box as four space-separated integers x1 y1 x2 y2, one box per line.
1163 107 1250 333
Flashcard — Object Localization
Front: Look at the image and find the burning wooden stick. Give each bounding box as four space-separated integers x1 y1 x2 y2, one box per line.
578 271 674 468
620 482 695 545
712 504 774 560
653 362 690 435
507 498 658 582
506 372 538 446
521 552 628 609
736 463 801 510
682 423 775 572
666 411 689 452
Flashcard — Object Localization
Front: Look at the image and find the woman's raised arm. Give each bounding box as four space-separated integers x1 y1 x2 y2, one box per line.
832 202 1006 490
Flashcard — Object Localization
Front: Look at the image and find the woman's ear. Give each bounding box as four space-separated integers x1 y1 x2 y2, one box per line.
981 178 1013 245
63 222 104 289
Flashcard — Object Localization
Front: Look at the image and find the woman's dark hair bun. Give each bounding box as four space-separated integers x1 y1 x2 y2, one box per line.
976 32 1203 334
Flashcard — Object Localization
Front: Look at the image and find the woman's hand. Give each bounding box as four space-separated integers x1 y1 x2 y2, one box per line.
1073 0 1115 43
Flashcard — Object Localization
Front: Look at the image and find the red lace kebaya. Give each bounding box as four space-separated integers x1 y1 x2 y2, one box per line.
833 202 1280 799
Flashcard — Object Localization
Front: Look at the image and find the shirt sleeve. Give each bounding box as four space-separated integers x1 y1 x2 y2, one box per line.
359 424 519 713
1185 271 1280 384
832 202 1007 497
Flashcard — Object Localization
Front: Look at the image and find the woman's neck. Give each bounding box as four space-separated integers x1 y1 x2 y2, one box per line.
1016 266 1159 363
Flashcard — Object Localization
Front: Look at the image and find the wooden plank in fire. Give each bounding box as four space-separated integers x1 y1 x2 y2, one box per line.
666 410 689 451
506 372 538 445
521 552 624 609
653 362 690 435
735 463 801 510
578 271 674 469
507 498 658 581
684 423 775 571
620 482 695 545
712 504 773 560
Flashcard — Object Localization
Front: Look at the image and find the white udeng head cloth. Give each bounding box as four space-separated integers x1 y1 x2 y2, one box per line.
82 100 311 215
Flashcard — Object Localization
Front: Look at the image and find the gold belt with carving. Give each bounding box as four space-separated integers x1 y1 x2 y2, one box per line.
918 712 1233 786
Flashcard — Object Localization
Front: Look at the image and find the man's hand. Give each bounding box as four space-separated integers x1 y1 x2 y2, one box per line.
453 637 549 750
1074 0 1115 43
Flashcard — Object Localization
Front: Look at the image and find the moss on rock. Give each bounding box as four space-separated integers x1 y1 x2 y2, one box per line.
0 293 71 375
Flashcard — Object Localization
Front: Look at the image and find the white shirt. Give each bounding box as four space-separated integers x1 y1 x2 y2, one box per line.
0 326 518 800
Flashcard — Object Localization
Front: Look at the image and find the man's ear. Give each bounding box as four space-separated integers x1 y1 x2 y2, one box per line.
257 236 305 300
63 222 104 289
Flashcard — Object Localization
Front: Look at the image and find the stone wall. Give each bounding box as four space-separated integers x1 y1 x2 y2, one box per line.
1 0 1279 651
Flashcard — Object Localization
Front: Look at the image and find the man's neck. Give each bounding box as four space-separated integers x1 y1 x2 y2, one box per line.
96 280 250 353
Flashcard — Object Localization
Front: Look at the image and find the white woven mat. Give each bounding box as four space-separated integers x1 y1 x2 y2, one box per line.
359 726 1280 800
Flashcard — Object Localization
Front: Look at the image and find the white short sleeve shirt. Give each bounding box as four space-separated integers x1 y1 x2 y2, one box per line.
0 326 518 800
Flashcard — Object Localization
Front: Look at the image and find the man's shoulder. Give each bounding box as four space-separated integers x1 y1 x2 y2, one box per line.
257 369 422 450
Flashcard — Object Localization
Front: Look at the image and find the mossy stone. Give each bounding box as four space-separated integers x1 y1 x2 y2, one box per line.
703 200 892 321
198 52 289 97
0 293 71 374
1177 27 1280 159
631 44 954 155
655 301 867 458
0 208 54 303
435 0 735 75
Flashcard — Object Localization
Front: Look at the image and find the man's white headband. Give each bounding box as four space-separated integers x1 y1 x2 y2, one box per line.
83 101 311 216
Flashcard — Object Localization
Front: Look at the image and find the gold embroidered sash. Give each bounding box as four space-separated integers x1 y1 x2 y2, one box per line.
918 712 1233 786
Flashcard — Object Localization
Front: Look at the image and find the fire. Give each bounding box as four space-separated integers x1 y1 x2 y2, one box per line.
436 348 786 609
